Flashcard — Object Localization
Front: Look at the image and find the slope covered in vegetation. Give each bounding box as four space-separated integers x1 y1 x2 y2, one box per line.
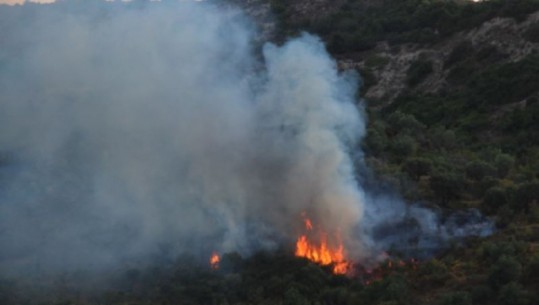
1 1 539 305
270 0 539 223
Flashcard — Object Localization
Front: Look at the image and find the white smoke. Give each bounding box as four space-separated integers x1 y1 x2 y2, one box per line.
0 1 493 279
0 1 368 276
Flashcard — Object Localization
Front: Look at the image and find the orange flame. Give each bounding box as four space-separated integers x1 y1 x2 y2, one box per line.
210 252 220 269
295 213 350 275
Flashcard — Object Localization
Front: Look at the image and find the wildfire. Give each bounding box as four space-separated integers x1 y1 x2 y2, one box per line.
295 213 350 275
210 251 220 269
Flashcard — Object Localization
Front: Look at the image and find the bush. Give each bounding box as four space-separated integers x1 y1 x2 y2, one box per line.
522 255 539 284
498 282 530 305
429 127 458 151
390 135 418 159
384 275 411 304
418 259 449 286
480 240 526 264
488 256 522 288
386 111 426 135
439 291 472 305
524 22 539 42
481 187 508 214
465 160 496 181
445 41 474 68
469 55 539 106
430 173 462 206
476 45 507 64
407 59 433 87
283 287 309 305
447 60 478 85
513 181 539 212
494 153 515 178
471 285 495 304
365 54 390 68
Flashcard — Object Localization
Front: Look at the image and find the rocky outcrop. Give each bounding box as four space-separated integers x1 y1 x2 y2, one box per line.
339 11 539 105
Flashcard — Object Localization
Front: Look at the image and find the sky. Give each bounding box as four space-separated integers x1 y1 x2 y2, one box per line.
0 0 142 4
0 0 56 4
0 0 483 5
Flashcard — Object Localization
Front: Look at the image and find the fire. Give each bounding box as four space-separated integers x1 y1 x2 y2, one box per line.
295 213 350 275
210 251 220 269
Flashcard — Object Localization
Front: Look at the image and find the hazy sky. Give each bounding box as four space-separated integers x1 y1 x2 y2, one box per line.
0 0 142 4
0 0 484 7
0 0 56 4
0 0 204 5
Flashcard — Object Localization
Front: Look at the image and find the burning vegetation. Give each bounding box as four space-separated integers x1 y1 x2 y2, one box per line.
295 212 351 275
210 252 220 270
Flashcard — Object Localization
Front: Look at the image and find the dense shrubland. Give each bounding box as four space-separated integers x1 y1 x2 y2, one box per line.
2 238 538 305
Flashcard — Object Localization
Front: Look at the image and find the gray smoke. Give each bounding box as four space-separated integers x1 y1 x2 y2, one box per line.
0 1 492 279
0 1 367 277
361 193 494 260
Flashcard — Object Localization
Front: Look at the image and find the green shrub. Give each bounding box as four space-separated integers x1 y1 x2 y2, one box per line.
386 111 426 135
488 256 522 288
482 187 508 214
445 41 474 68
430 173 462 206
471 285 495 304
522 255 539 284
465 160 496 181
498 282 530 305
384 275 411 304
439 291 472 305
283 287 309 305
403 157 432 180
407 59 433 87
365 54 390 68
418 259 449 286
513 181 539 212
390 135 418 159
494 153 515 178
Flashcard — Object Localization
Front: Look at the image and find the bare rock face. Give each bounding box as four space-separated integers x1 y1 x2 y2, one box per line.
338 11 539 105
227 0 276 40
287 0 346 21
237 1 538 107
464 12 539 62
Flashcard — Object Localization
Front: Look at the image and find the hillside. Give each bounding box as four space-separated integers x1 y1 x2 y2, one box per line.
0 1 539 305
269 0 539 215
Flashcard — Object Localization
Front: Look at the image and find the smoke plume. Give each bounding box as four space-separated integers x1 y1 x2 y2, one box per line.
0 0 367 276
0 0 492 279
